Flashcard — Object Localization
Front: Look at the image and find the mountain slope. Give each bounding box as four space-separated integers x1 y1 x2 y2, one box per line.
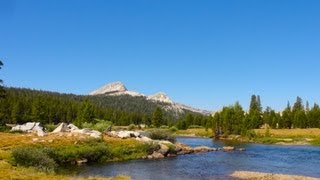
89 82 211 115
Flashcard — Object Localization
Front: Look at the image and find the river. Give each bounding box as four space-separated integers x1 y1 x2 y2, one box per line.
78 137 320 179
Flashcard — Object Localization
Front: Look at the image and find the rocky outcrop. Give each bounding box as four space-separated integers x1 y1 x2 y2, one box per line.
107 130 141 139
11 122 45 137
147 92 173 104
223 146 235 151
52 123 101 138
89 81 127 95
193 146 217 153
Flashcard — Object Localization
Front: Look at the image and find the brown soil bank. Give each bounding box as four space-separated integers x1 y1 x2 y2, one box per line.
230 171 320 180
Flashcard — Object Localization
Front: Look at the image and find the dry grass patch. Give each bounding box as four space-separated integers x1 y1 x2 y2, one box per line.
254 128 320 138
176 128 213 137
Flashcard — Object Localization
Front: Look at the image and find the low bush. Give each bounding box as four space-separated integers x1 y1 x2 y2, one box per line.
11 139 112 172
44 123 57 132
188 125 203 129
160 125 169 129
12 147 57 173
169 126 178 132
128 124 136 131
147 129 176 143
82 119 112 132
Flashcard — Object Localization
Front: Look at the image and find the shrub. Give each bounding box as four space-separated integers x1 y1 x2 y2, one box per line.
169 126 178 132
147 129 176 143
52 140 111 164
82 120 112 132
188 125 203 129
93 120 112 132
44 123 57 132
160 125 169 129
128 124 136 131
12 147 57 173
138 142 160 155
82 122 94 129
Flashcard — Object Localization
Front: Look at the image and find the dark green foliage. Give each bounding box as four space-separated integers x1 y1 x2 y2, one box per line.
152 107 164 128
76 99 95 127
52 142 111 164
147 129 176 143
0 87 204 128
0 60 5 99
188 125 203 129
44 123 57 132
12 139 111 172
128 124 136 130
169 126 178 132
248 95 263 129
12 147 57 173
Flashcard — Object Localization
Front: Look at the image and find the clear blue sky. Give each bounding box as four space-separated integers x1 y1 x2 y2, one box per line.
1 0 320 111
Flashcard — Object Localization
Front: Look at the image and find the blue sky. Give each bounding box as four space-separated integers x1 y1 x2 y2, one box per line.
1 0 320 111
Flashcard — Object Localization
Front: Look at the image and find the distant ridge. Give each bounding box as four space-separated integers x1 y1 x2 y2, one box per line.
89 82 211 115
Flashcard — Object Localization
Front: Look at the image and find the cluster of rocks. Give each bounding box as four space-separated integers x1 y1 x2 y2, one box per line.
11 122 45 136
107 130 142 139
52 123 102 138
10 122 102 138
105 130 245 160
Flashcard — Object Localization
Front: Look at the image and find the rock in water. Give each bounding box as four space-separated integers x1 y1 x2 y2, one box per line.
158 144 170 155
223 146 235 151
152 152 165 159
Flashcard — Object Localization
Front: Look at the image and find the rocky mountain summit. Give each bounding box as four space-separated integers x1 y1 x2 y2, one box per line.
89 82 210 115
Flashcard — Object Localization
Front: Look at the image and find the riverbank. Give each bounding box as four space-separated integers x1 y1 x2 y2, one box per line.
0 132 140 179
176 128 320 146
230 171 320 180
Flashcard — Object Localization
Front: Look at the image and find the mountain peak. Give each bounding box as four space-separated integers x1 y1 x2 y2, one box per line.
89 81 127 95
148 92 173 104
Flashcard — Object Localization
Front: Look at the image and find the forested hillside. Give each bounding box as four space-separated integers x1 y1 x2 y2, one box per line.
0 87 207 127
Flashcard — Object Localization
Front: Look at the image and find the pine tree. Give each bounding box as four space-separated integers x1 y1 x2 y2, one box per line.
248 95 263 128
282 102 293 129
0 60 5 98
76 99 95 126
152 107 163 127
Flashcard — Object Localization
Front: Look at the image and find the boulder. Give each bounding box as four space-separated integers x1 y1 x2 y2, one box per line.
67 124 79 131
37 129 45 137
52 123 69 133
193 146 212 153
152 151 165 159
158 144 170 155
136 136 153 143
76 159 88 165
118 131 132 139
223 146 235 151
90 130 102 138
132 131 141 138
238 148 246 151
11 122 45 137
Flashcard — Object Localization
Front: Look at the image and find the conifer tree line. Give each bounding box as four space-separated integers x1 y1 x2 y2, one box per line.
0 87 207 127
212 95 320 136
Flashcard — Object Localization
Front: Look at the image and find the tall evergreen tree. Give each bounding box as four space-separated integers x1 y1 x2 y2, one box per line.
0 60 5 98
76 99 95 126
282 102 292 129
152 107 163 127
248 95 263 128
292 96 307 128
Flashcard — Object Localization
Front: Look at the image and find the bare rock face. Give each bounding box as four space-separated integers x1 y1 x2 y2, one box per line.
89 82 127 95
147 92 173 104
